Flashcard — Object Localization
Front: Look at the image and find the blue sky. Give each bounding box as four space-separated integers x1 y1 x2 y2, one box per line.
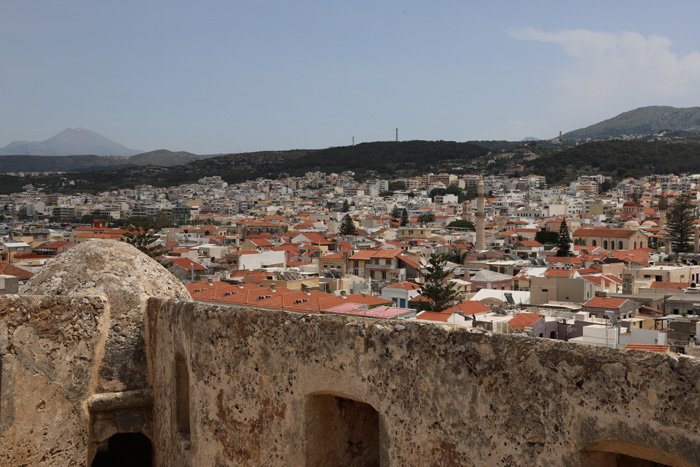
3 1 700 154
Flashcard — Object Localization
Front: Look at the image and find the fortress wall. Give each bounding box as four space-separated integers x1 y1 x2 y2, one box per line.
148 298 700 467
0 295 108 466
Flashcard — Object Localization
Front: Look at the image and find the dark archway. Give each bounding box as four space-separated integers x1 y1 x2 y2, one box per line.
91 432 153 467
306 393 380 467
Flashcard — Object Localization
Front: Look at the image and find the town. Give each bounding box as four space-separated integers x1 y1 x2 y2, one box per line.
2 169 699 356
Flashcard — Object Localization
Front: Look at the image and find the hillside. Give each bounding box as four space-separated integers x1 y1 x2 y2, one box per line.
0 128 142 156
9 138 700 194
0 141 492 193
562 106 700 140
532 140 700 181
0 150 215 173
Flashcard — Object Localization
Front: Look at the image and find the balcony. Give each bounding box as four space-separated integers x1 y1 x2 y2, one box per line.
366 263 394 270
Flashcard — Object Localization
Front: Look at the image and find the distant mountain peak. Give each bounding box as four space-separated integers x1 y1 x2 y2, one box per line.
0 128 143 156
563 105 700 140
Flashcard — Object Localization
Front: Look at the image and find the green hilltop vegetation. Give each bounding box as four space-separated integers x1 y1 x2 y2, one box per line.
6 138 700 194
533 139 700 182
562 105 700 140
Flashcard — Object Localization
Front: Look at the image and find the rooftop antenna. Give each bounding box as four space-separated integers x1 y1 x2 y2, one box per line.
396 128 398 142
352 136 355 146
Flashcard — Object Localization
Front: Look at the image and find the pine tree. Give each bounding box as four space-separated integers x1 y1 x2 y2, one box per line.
400 209 409 226
391 205 401 220
339 214 356 236
667 195 698 253
556 219 571 257
418 254 460 312
121 226 167 263
341 199 350 213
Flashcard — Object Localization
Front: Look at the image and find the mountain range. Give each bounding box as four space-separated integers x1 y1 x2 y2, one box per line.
562 106 700 140
0 128 142 157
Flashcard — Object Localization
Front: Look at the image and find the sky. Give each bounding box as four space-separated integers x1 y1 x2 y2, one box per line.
3 1 700 154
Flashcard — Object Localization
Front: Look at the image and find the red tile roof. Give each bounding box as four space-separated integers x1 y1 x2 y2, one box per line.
444 301 490 316
165 257 207 271
573 227 637 239
508 313 542 331
386 281 420 290
0 263 34 280
416 311 451 322
625 344 670 354
583 296 628 309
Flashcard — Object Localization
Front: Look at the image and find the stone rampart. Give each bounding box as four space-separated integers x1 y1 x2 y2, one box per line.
147 298 700 467
1 239 700 466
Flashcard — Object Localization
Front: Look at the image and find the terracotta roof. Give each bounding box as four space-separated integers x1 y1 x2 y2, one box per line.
0 263 34 280
545 269 573 278
572 228 637 239
508 313 542 331
518 240 543 247
625 344 670 354
444 301 490 316
416 311 451 322
386 281 420 290
165 257 207 271
583 296 628 309
398 255 420 269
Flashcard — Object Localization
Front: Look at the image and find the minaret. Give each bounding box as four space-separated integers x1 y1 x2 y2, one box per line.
476 177 486 251
658 193 668 229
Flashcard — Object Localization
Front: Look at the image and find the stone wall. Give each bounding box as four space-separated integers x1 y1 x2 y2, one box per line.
148 298 700 467
0 295 107 466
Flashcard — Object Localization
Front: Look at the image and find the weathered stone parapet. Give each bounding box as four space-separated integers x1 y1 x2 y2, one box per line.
147 298 700 466
0 295 108 466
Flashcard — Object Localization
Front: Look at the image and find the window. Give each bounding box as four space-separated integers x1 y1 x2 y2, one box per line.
175 354 191 441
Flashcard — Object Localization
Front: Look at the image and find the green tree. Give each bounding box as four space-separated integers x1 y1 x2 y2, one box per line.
339 214 356 236
556 219 572 257
389 180 406 191
417 213 435 225
447 220 475 231
419 254 460 312
667 194 698 253
390 205 401 220
535 230 559 246
400 209 409 226
599 179 613 193
121 225 167 263
341 199 350 212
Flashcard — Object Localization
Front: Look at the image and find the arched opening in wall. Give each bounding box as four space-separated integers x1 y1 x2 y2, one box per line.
582 440 691 467
592 240 597 247
175 353 191 441
619 241 624 250
604 240 608 249
305 393 380 467
91 432 152 467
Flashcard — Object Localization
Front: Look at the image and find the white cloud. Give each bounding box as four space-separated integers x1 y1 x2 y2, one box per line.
510 28 700 113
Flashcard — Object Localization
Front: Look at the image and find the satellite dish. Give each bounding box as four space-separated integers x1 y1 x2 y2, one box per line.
604 310 619 327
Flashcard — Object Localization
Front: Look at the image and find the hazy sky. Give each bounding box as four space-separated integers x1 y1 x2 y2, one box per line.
3 1 700 154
